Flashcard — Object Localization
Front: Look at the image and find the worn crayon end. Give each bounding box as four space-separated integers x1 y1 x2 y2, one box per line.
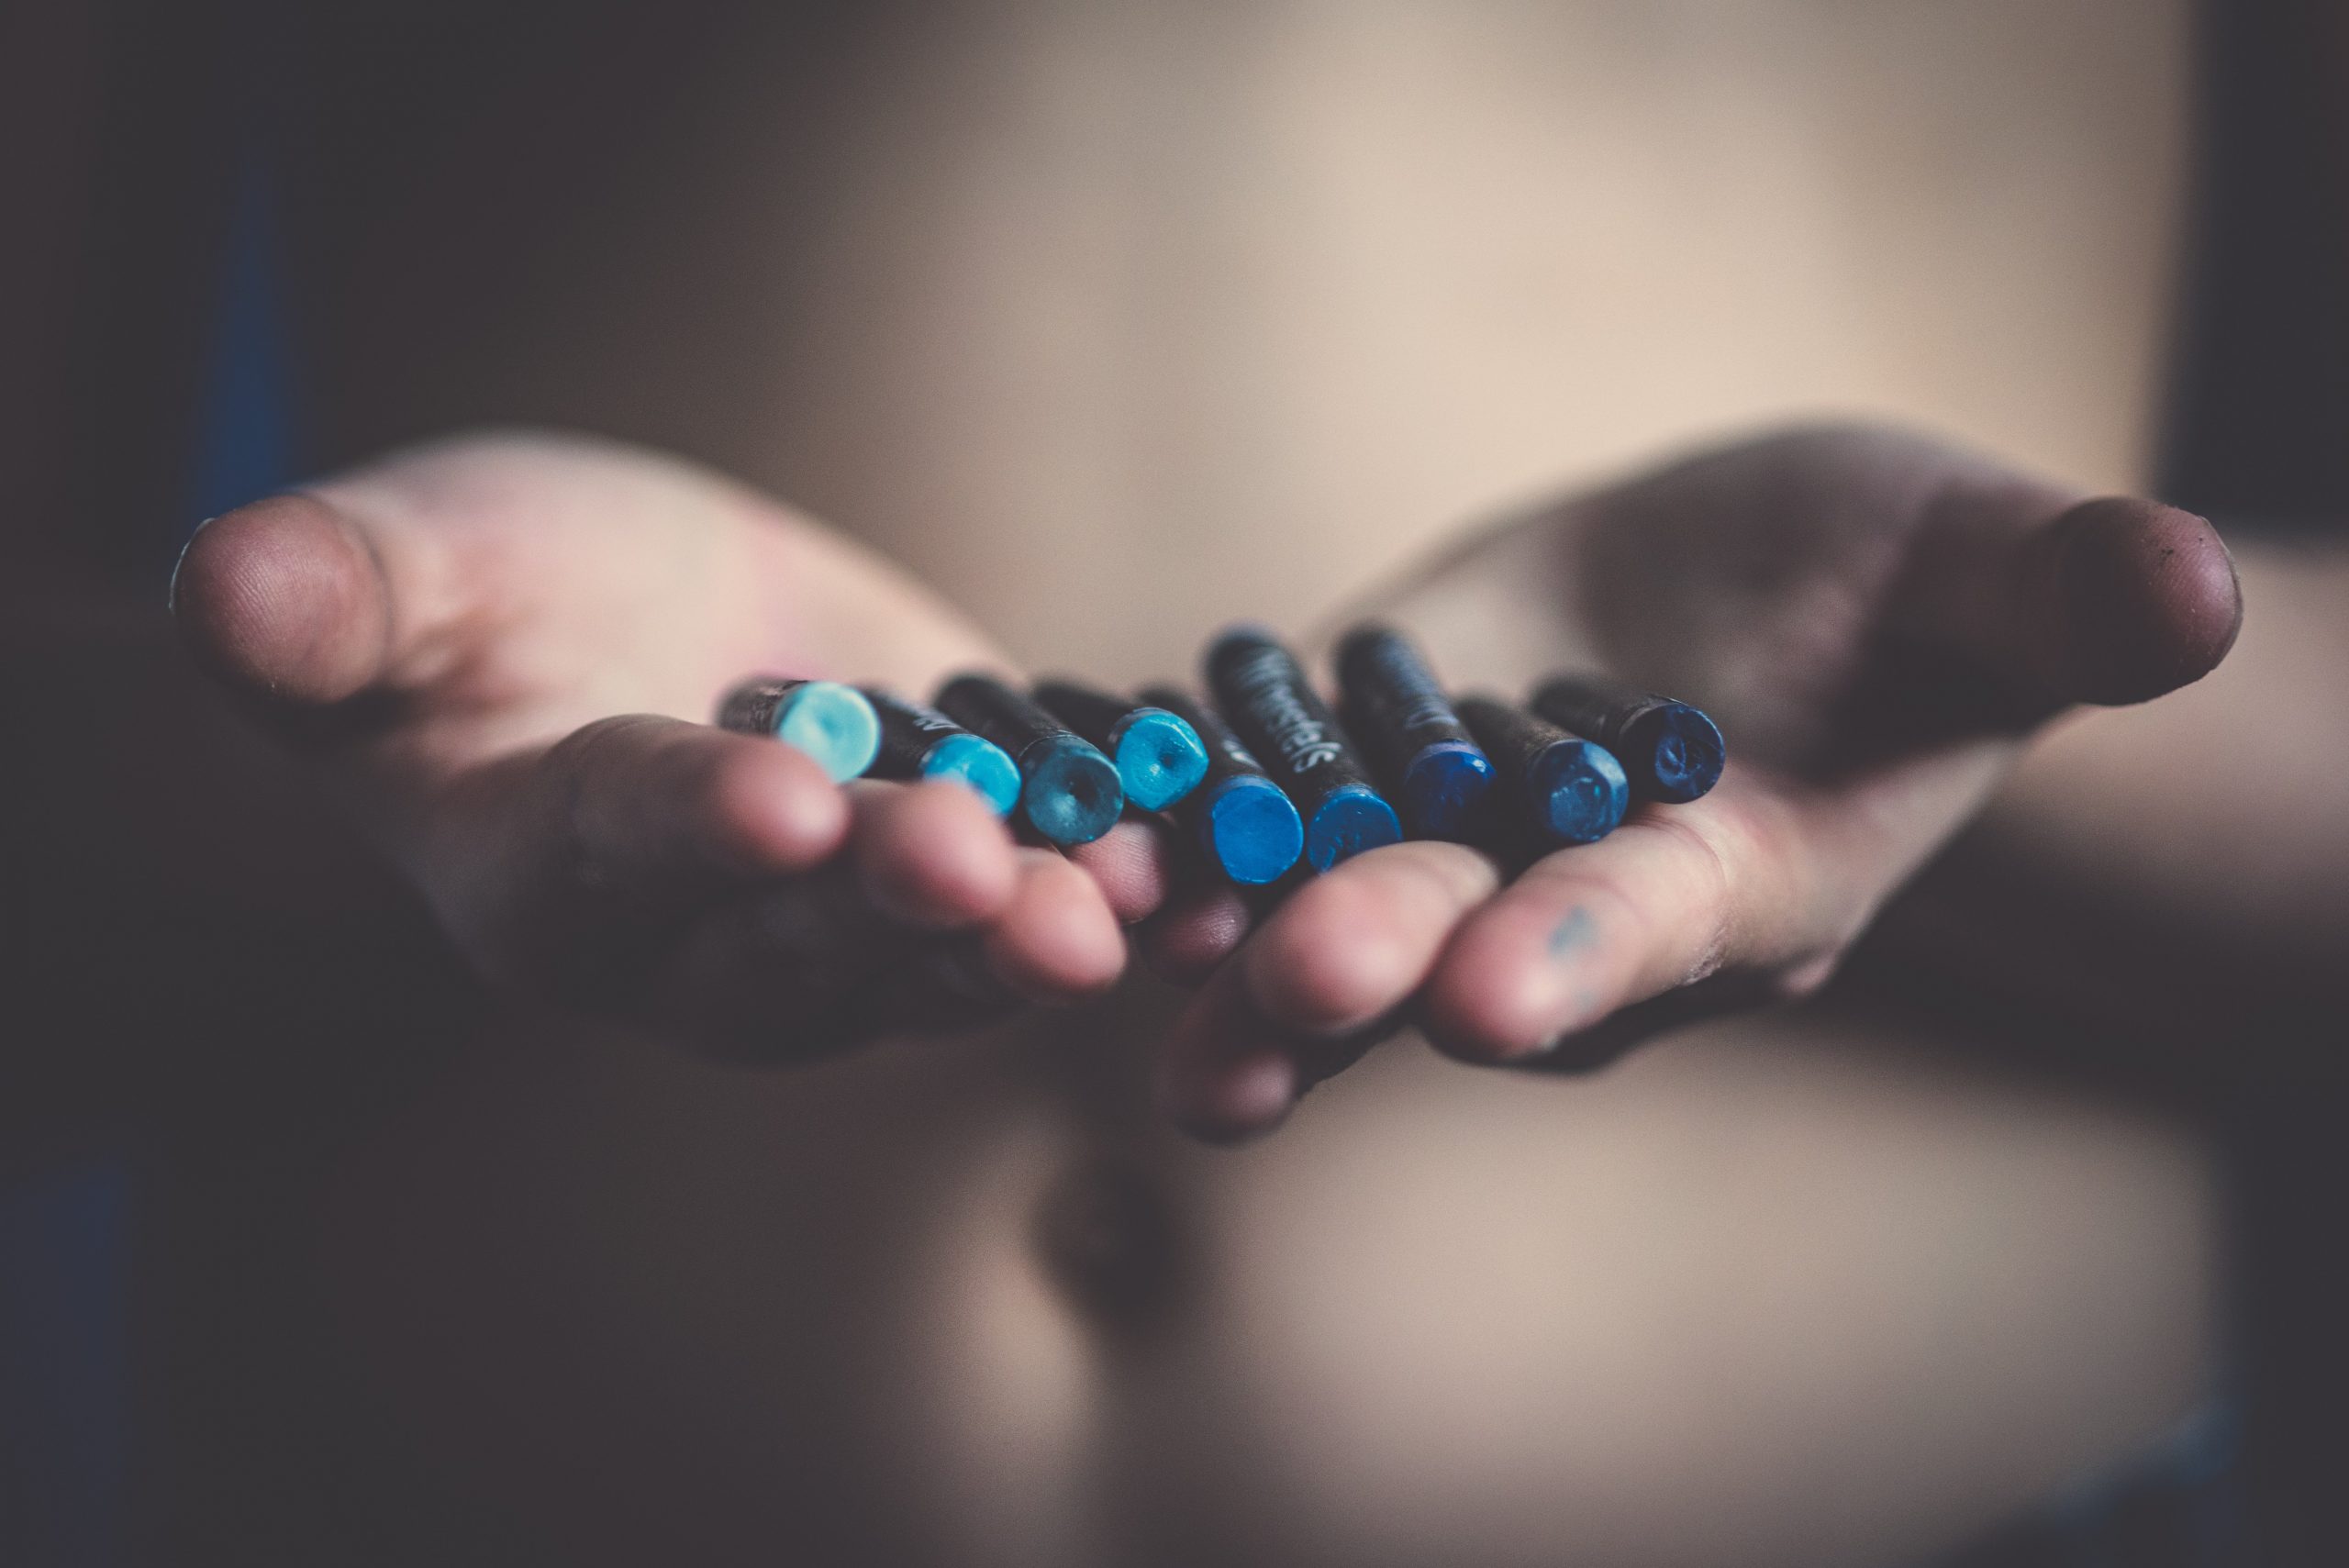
1399 740 1496 840
1624 702 1725 803
1112 707 1210 812
1304 784 1402 872
923 731 1023 817
773 681 881 782
1529 739 1631 845
1021 734 1126 845
1199 773 1306 884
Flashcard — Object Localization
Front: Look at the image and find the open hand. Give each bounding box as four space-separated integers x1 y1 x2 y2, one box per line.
172 431 1170 1058
1155 424 2243 1138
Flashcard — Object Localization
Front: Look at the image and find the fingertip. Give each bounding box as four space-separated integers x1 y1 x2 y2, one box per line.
2044 497 2243 705
705 737 853 872
1242 873 1408 1034
851 779 1020 928
1063 817 1176 924
1241 844 1500 1036
1168 1050 1298 1145
1423 902 1605 1065
1139 884 1255 984
172 494 392 705
985 851 1128 999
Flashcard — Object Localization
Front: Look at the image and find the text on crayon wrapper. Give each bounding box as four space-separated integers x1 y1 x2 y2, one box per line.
1232 650 1344 769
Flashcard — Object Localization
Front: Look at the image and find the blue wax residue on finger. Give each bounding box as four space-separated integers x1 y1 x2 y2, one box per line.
1399 739 1497 840
1630 703 1726 804
1198 773 1305 884
923 731 1023 817
1305 783 1403 872
1529 738 1631 845
774 681 882 782
1021 734 1126 845
1111 709 1210 812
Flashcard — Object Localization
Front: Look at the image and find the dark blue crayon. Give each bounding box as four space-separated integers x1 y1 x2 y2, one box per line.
860 687 1023 817
1456 695 1630 847
1136 684 1305 884
1203 626 1401 872
1530 673 1725 804
1032 678 1210 812
716 676 881 783
934 673 1125 845
1333 623 1496 840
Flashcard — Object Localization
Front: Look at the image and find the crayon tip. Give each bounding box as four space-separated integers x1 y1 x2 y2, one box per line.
1021 735 1126 845
1399 740 1497 840
922 731 1022 817
1304 784 1402 873
772 681 881 782
1626 703 1725 803
1200 773 1306 884
1529 739 1631 845
1112 708 1210 812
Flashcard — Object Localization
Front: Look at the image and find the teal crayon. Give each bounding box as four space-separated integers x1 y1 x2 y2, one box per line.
1033 678 1210 812
717 676 880 783
935 673 1125 845
861 687 1023 817
1136 684 1304 884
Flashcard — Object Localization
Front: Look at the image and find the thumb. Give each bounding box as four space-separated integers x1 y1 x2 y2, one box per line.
1908 484 2244 711
171 491 399 711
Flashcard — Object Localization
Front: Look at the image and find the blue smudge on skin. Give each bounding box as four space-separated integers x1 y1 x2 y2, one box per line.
1548 906 1598 958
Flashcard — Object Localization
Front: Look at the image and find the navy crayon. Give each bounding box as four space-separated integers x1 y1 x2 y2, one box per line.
861 687 1023 817
935 673 1125 845
1333 623 1496 840
1033 678 1210 812
1530 673 1725 804
1456 695 1630 847
717 677 881 783
1136 684 1305 884
1203 627 1401 872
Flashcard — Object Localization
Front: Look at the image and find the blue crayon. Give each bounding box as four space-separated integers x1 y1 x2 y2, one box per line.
1530 673 1725 804
717 676 880 783
1033 679 1210 812
861 687 1023 817
1136 684 1305 884
1334 623 1497 840
1456 695 1629 846
1203 627 1401 872
935 673 1125 845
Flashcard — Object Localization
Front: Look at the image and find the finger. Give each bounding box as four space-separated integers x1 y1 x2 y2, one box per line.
981 850 1128 1001
1153 962 1305 1144
520 715 852 902
170 486 475 730
843 778 1020 929
1138 882 1257 985
1906 482 2243 711
1421 791 1809 1065
1241 841 1500 1036
1063 817 1178 924
645 867 904 1060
